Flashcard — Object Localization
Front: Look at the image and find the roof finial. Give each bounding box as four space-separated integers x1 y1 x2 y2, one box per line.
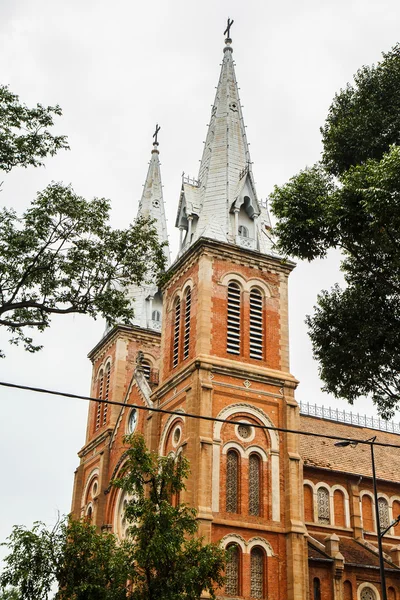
224 17 234 43
153 123 160 146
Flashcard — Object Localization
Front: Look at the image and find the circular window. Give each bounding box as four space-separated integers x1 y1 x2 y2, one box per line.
92 481 98 496
128 409 138 434
152 200 160 208
172 425 182 447
238 424 251 439
235 421 255 441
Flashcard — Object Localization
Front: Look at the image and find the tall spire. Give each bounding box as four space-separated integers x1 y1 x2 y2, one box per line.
176 22 275 256
126 128 169 331
137 126 170 267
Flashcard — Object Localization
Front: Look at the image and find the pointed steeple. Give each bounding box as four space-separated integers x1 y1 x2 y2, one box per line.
137 127 170 267
176 23 275 257
126 128 169 331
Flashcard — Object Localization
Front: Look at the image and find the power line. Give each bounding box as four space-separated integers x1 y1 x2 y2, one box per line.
1 379 400 449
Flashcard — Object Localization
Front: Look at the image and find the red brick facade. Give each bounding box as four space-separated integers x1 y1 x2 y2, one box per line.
71 238 400 600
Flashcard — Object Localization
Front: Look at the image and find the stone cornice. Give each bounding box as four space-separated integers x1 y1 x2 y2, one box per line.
78 429 112 458
87 324 161 362
153 354 298 402
163 237 295 293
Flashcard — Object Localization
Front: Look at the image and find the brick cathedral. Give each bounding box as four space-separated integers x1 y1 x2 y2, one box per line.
71 29 400 600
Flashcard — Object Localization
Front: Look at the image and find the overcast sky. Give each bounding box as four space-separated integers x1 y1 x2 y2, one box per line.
1 0 399 556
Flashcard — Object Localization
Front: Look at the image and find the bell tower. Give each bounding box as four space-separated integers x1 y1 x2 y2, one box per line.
71 133 169 529
155 27 308 600
72 25 308 600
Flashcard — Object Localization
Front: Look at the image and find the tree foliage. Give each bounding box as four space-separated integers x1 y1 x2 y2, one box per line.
0 436 225 600
0 85 167 355
271 45 400 418
0 518 135 600
113 434 226 600
0 85 69 172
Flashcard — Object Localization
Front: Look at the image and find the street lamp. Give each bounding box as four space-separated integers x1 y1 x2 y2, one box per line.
334 436 388 600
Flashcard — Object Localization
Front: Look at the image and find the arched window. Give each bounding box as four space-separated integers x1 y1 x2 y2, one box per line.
393 500 400 536
183 287 191 360
343 580 352 600
226 450 239 513
304 485 314 522
227 282 241 355
152 309 161 322
142 360 151 381
317 487 330 524
238 225 249 237
249 453 261 516
86 504 93 523
250 547 264 598
334 489 346 527
95 368 104 431
172 298 181 368
378 497 390 531
225 544 240 596
362 494 375 532
313 578 321 600
388 587 396 600
249 288 264 360
102 363 110 425
361 587 377 600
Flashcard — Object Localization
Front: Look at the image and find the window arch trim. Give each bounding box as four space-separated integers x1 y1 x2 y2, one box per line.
158 410 186 456
357 581 380 600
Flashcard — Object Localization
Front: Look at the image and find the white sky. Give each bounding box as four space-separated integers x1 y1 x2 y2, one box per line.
1 0 399 557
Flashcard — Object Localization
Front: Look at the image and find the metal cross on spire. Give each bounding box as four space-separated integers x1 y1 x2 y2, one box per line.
153 123 161 145
224 17 234 39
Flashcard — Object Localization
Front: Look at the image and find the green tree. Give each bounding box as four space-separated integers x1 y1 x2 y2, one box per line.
0 518 135 600
0 85 166 355
0 436 225 600
0 588 20 600
112 434 226 600
271 45 400 418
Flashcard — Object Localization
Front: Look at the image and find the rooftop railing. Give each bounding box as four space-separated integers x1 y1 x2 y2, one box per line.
299 401 400 435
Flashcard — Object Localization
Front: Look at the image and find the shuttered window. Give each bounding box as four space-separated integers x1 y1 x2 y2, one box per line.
173 298 181 368
183 288 191 360
227 282 241 355
250 548 264 599
102 363 110 425
249 288 263 360
142 360 151 381
225 544 240 596
249 454 261 516
317 487 330 524
95 369 104 431
226 450 239 513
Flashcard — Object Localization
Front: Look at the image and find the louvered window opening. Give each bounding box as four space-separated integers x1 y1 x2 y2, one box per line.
225 545 239 596
250 289 263 360
227 283 241 355
226 450 239 513
317 487 330 524
361 588 377 600
95 371 104 431
250 548 264 599
103 365 110 425
173 299 181 368
378 497 390 530
249 454 261 516
183 288 191 360
142 361 151 381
